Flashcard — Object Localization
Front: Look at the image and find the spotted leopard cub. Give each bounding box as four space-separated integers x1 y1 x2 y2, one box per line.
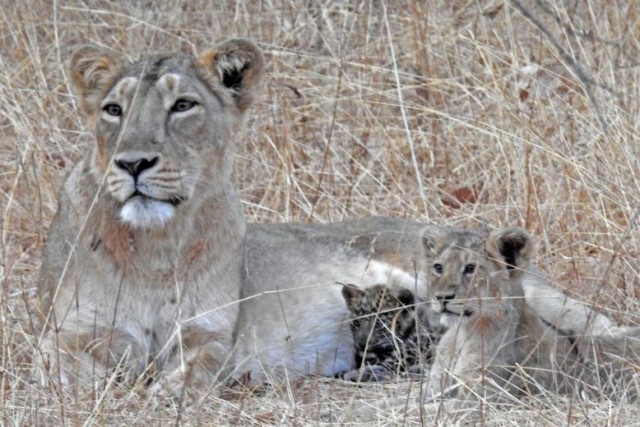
341 284 441 382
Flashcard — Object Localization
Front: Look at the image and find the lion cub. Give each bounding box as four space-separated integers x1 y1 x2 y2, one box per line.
340 284 442 381
422 225 640 404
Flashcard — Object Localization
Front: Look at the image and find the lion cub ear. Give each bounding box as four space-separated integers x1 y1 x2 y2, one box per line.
486 227 533 278
341 284 367 312
421 225 446 255
197 39 265 113
70 46 123 116
396 288 415 307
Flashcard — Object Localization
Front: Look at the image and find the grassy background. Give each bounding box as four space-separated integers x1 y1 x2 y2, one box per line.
1 0 639 424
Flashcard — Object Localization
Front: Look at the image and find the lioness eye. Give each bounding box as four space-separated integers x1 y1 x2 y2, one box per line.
433 263 443 274
103 103 122 117
171 98 197 113
464 264 476 275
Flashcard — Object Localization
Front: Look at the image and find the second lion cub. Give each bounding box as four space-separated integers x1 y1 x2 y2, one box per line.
422 225 640 404
341 283 442 381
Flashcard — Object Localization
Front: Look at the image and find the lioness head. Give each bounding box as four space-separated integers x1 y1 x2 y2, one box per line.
69 40 264 228
422 226 533 328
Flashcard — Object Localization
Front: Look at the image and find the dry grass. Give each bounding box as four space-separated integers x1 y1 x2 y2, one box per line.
1 0 639 424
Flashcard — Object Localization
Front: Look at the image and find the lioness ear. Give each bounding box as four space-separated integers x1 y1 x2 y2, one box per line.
197 39 264 113
421 225 446 255
486 227 533 278
70 46 123 116
341 284 366 312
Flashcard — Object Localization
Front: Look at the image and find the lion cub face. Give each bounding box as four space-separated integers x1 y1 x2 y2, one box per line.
69 41 263 228
421 226 533 329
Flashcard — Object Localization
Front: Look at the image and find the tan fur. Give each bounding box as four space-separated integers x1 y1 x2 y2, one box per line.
38 39 632 398
69 46 123 116
38 39 264 394
422 226 640 406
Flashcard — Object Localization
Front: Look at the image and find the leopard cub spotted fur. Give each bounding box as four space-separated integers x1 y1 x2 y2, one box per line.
340 284 442 381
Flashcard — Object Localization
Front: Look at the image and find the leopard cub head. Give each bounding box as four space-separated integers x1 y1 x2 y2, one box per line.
341 284 434 372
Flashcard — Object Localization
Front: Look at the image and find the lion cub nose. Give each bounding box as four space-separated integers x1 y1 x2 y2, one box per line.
115 156 159 178
435 293 455 308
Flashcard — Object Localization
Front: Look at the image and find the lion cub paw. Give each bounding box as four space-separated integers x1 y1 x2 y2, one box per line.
341 364 390 382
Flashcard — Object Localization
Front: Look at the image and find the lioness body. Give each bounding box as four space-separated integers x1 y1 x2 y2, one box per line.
38 41 626 393
41 154 245 385
38 44 256 390
234 224 425 379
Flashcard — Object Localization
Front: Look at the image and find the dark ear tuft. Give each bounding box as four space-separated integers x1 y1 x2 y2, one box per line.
197 39 264 112
341 284 366 312
69 46 123 116
222 62 249 90
486 227 533 278
396 288 415 307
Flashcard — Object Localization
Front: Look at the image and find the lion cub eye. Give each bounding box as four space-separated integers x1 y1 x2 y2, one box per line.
171 98 198 113
103 103 122 117
433 263 443 275
463 264 476 275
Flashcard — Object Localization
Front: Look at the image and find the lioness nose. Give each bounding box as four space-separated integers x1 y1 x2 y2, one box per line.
115 156 159 178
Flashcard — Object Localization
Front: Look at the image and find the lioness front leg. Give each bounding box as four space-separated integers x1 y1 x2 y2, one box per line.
37 327 150 391
153 327 232 399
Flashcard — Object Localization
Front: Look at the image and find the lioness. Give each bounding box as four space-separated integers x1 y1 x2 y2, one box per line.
37 39 628 395
37 39 265 391
422 225 640 405
36 40 422 393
